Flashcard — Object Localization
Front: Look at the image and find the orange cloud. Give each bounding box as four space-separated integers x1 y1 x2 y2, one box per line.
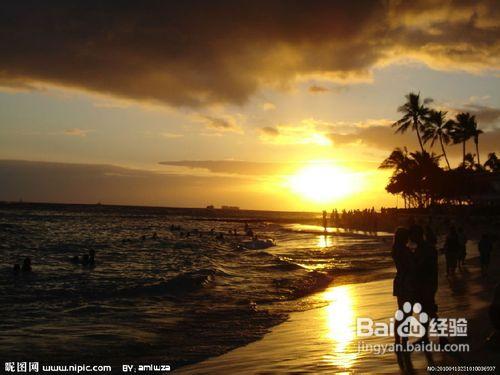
308 85 329 93
63 128 93 137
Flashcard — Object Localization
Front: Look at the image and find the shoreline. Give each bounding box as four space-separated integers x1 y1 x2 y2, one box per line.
176 241 499 374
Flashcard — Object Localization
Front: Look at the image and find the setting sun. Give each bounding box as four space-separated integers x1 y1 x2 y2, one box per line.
288 163 363 204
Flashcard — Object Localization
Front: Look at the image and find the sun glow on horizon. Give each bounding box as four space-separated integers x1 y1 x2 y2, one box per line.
288 163 363 205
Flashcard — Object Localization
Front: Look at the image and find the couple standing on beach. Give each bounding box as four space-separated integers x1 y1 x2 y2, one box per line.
392 224 439 348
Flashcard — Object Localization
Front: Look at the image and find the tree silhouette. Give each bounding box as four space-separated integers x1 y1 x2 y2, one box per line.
472 126 483 165
382 92 497 208
484 152 500 172
380 149 441 208
379 147 410 171
392 92 432 153
451 112 477 165
422 110 453 169
459 153 476 170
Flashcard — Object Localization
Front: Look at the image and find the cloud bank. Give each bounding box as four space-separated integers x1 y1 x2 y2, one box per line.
1 1 499 107
0 160 265 208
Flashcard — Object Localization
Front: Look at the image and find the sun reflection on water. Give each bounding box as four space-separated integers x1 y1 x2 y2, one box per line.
318 234 330 248
322 285 358 370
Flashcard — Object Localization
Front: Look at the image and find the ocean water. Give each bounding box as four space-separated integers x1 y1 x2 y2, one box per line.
0 204 393 368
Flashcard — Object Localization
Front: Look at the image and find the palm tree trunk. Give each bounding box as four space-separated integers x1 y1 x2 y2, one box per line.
416 127 425 152
475 139 480 165
462 141 466 164
439 135 451 169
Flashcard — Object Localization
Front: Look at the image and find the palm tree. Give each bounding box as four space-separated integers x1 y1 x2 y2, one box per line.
451 112 476 165
392 92 432 152
472 127 483 165
381 148 442 208
410 150 441 172
379 147 410 171
379 148 412 207
422 110 453 169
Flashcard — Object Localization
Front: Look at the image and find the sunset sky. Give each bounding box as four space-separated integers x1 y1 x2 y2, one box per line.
1 1 499 211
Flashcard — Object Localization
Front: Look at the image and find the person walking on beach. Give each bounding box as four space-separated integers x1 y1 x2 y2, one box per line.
21 257 32 272
322 210 328 232
457 227 467 270
443 226 459 277
392 227 416 347
478 234 493 276
425 224 437 249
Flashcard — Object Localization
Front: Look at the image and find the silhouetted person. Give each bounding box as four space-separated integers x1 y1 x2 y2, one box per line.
443 226 459 276
478 234 493 276
322 210 328 232
81 254 90 266
245 227 254 237
424 225 437 248
13 263 20 275
392 227 415 349
457 227 467 269
412 225 438 345
21 257 32 272
88 249 95 266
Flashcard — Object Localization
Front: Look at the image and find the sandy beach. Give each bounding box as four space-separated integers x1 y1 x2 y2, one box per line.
178 241 499 374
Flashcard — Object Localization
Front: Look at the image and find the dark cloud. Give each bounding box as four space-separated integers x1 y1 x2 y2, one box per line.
328 125 500 157
457 104 500 126
0 1 498 107
160 160 295 175
202 116 239 131
0 160 259 207
159 159 379 174
329 126 418 150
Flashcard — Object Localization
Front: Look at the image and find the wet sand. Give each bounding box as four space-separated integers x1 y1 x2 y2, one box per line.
178 243 499 374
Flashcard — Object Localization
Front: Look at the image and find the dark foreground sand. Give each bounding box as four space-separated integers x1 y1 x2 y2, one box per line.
178 241 499 374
